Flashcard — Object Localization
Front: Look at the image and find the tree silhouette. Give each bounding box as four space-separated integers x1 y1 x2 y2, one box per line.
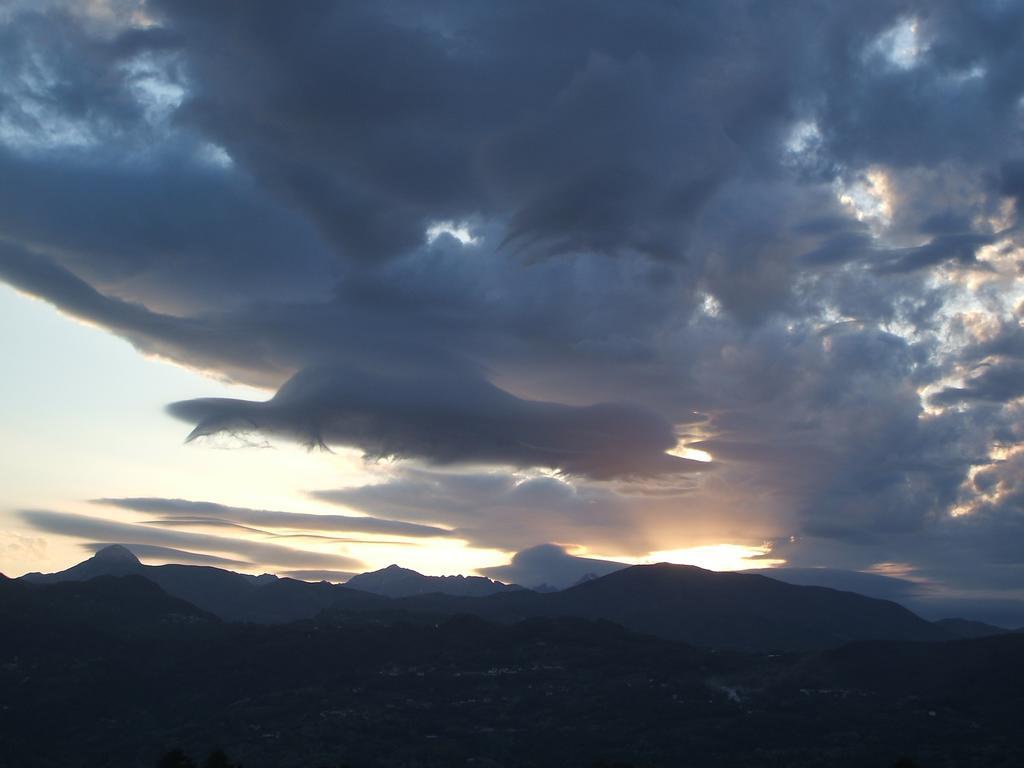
157 749 196 768
202 748 239 768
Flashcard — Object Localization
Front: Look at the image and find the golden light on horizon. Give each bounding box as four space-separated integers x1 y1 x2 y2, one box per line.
643 543 784 572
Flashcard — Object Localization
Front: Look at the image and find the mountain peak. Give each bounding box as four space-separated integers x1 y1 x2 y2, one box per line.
344 564 519 598
92 545 142 565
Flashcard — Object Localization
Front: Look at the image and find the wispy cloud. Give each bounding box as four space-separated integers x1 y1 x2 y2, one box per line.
95 497 452 538
21 509 362 570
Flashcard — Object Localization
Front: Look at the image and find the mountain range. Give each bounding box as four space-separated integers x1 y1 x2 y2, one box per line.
376 561 954 651
343 563 523 597
23 545 381 623
20 545 1012 651
3 564 1024 768
0 570 215 636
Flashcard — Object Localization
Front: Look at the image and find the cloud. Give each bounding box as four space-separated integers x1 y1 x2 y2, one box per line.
95 497 451 538
155 0 768 265
1 1 1024 599
750 566 1024 627
81 542 252 568
0 148 334 313
282 569 358 584
931 361 1024 405
0 532 47 562
316 465 779 559
746 567 927 604
479 544 627 590
19 509 362 570
169 365 704 480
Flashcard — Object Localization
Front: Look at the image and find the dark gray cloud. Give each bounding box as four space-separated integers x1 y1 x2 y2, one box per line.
803 230 999 273
0 148 335 313
932 361 1024 405
2 1 1024 598
159 0 786 265
170 365 702 479
479 544 626 590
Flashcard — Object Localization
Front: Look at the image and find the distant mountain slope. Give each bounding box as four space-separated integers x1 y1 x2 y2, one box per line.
344 563 522 597
23 545 386 622
934 617 1011 639
547 563 952 650
22 543 146 582
367 562 953 651
746 566 1024 627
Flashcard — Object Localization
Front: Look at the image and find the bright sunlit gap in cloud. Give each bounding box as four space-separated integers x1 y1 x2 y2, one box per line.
916 228 1024 419
866 561 921 580
866 16 926 70
667 440 713 463
697 291 722 319
835 166 894 230
644 543 784 572
425 220 479 246
782 119 822 165
121 52 185 124
948 443 1024 518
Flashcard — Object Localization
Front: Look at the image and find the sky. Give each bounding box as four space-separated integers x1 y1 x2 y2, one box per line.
1 0 1024 623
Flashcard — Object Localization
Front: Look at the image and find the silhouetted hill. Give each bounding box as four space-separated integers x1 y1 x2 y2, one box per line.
23 546 387 623
785 633 1024 698
364 562 953 651
0 573 216 638
934 617 1011 639
22 542 145 582
24 550 952 651
345 563 522 597
550 563 951 650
